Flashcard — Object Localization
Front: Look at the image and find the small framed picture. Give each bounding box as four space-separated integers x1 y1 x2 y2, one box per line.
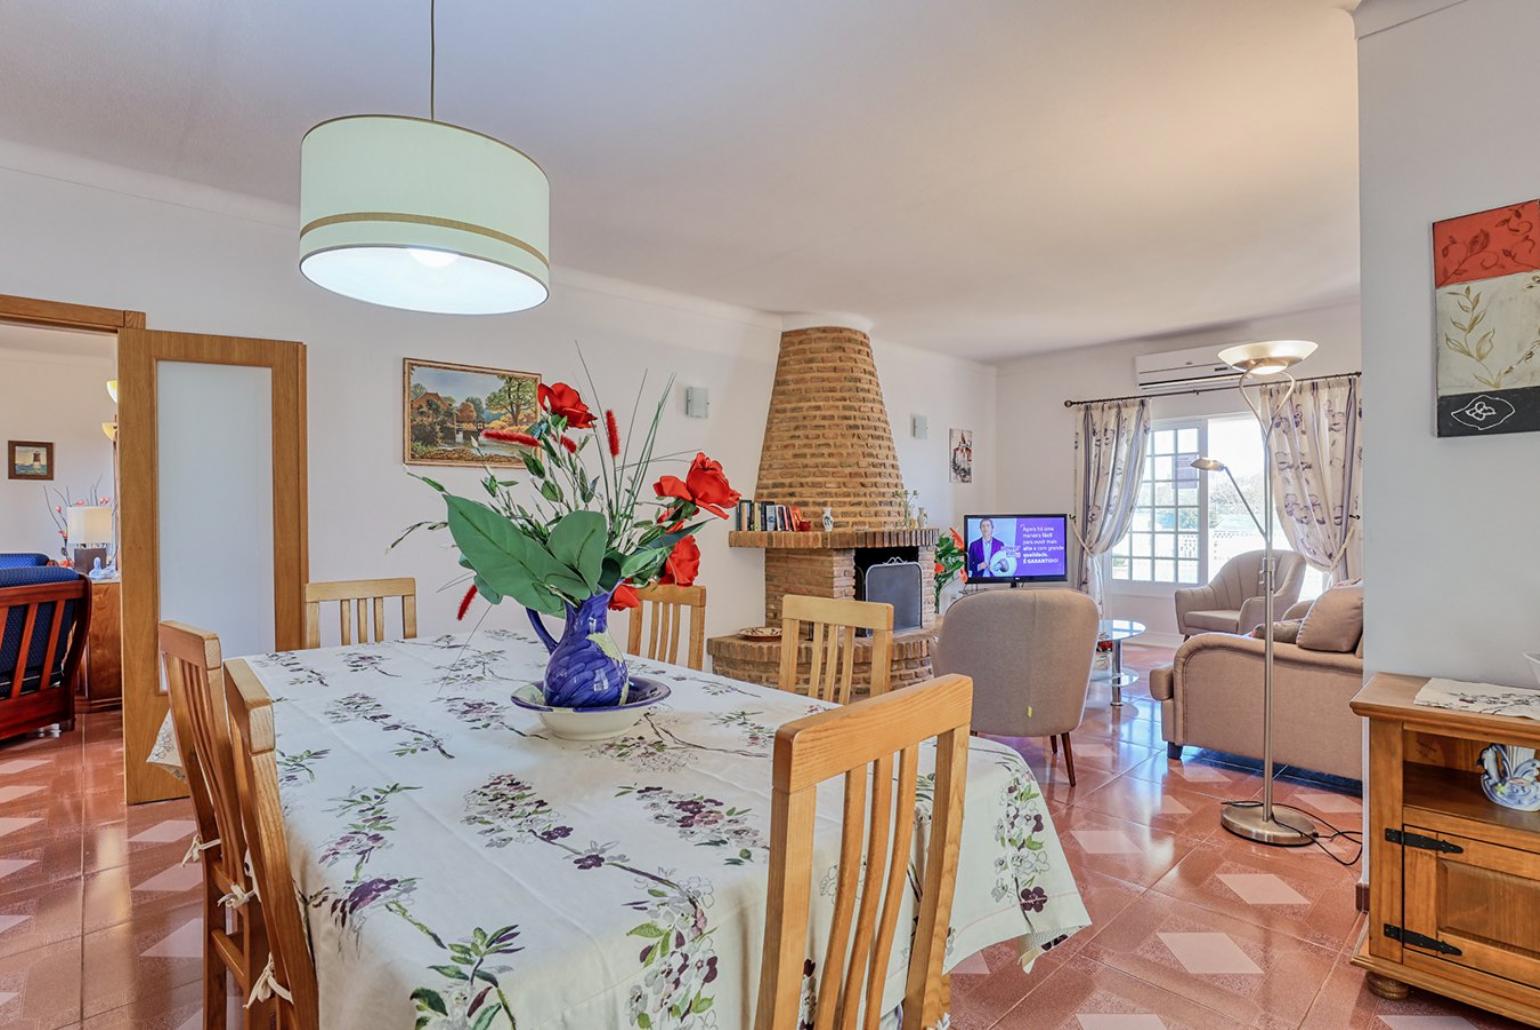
8 440 54 481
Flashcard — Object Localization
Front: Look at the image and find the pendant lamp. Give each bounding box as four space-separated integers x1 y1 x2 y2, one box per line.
298 1 549 314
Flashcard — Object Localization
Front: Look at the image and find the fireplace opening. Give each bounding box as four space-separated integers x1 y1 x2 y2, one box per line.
856 547 922 633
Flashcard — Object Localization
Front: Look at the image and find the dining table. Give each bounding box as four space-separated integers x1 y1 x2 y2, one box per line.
154 626 1090 1029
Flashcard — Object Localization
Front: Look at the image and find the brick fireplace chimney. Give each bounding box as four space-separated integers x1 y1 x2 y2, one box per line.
706 318 941 694
754 323 905 528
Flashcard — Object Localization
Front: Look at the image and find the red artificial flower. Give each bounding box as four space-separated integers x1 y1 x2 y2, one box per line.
934 561 945 576
653 452 740 519
659 535 701 586
483 429 540 448
949 528 964 549
538 382 597 429
457 583 478 620
559 436 578 454
605 409 621 458
609 581 640 611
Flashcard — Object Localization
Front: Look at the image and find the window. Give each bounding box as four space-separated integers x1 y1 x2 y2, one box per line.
1110 421 1203 585
1109 415 1322 597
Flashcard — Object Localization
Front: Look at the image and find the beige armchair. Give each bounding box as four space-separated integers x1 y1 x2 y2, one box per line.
934 588 1099 783
1174 549 1306 638
1149 600 1364 780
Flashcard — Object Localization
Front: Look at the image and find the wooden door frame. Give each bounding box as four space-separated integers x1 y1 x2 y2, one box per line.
119 329 308 803
0 293 146 332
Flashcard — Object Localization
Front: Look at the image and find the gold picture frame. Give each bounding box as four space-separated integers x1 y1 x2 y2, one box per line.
403 358 542 467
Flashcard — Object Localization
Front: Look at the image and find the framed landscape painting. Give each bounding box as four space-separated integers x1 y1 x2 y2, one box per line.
403 358 541 467
8 440 53 480
1433 200 1540 437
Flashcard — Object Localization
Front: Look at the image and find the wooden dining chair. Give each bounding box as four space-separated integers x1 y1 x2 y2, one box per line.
224 658 321 1030
626 583 708 670
756 674 973 1030
302 577 417 649
777 594 894 704
159 621 268 1028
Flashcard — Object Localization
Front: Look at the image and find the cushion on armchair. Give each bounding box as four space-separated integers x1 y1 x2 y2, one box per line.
0 553 50 569
1183 609 1242 633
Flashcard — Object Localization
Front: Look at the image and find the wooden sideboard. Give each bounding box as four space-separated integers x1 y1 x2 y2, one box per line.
76 577 122 711
1350 673 1540 1025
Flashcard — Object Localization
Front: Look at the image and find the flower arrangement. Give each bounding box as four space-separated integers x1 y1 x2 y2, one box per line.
399 364 738 708
933 528 967 609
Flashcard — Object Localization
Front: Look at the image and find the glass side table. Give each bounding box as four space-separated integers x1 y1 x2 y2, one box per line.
1095 618 1145 707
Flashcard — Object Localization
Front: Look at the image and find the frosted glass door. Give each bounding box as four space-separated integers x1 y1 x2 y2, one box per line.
155 361 276 659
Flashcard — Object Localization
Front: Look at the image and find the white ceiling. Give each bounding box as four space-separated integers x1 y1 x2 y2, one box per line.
0 1 1361 360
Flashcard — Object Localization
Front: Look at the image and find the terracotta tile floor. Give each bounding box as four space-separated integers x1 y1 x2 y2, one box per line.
0 644 1526 1029
947 643 1529 1030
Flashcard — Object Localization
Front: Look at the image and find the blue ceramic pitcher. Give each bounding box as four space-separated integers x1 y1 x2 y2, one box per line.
526 591 629 708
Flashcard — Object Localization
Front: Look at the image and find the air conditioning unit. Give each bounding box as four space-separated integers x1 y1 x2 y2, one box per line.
1134 344 1244 394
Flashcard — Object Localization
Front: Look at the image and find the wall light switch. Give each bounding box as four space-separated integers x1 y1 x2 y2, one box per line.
911 414 928 439
684 385 710 419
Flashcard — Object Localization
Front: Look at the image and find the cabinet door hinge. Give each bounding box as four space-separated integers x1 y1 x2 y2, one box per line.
1383 924 1463 956
1384 828 1463 853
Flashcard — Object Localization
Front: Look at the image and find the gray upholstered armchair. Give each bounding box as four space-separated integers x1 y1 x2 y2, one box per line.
1174 549 1306 638
934 588 1099 784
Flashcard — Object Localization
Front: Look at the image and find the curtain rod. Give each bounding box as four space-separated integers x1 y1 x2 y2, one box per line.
1062 370 1360 408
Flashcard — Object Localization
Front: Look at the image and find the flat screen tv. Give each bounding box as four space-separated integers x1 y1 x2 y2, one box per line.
962 513 1070 584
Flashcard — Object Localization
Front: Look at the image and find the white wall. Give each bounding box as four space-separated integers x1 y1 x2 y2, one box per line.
992 300 1362 638
0 325 118 557
1357 0 1540 687
0 142 995 647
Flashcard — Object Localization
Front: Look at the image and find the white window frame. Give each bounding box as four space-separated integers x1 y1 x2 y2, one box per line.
1107 417 1209 593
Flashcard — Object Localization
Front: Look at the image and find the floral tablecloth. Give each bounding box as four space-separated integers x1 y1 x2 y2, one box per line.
220 629 1088 1029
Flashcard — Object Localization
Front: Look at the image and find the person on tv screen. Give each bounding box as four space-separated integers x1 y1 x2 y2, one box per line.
968 518 1006 578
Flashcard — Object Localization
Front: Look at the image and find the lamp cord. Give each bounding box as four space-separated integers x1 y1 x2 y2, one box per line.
429 0 437 121
1224 799 1364 867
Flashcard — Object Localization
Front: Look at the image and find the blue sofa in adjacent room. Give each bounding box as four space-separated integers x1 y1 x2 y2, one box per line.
0 553 51 569
0 565 92 741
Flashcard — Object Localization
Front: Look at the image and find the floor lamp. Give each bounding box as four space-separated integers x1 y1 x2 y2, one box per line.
1193 338 1319 848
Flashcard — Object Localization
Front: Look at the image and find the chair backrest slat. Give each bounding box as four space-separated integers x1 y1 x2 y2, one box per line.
757 674 973 1030
303 577 417 650
778 595 894 704
159 622 250 893
226 657 320 1029
626 583 708 670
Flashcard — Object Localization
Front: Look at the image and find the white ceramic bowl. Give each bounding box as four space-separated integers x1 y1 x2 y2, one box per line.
1526 651 1540 688
510 677 671 741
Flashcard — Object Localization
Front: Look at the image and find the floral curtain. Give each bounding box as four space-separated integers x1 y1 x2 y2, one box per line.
1257 374 1363 582
1071 398 1150 608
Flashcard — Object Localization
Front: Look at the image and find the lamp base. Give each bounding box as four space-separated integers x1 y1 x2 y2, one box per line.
1220 801 1317 847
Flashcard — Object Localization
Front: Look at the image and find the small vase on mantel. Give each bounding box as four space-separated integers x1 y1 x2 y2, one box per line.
822 506 835 532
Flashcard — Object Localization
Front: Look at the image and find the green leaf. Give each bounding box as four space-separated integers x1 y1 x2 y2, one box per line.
444 495 564 615
692 995 714 1014
428 964 469 981
410 988 448 1015
588 632 623 661
539 480 563 504
628 923 667 938
412 474 448 493
620 546 668 580
470 1006 501 1030
548 511 607 589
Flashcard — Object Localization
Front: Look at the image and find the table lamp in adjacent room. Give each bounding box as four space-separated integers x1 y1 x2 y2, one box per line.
67 504 114 576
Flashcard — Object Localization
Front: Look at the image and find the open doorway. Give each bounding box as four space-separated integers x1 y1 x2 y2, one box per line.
0 301 134 748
